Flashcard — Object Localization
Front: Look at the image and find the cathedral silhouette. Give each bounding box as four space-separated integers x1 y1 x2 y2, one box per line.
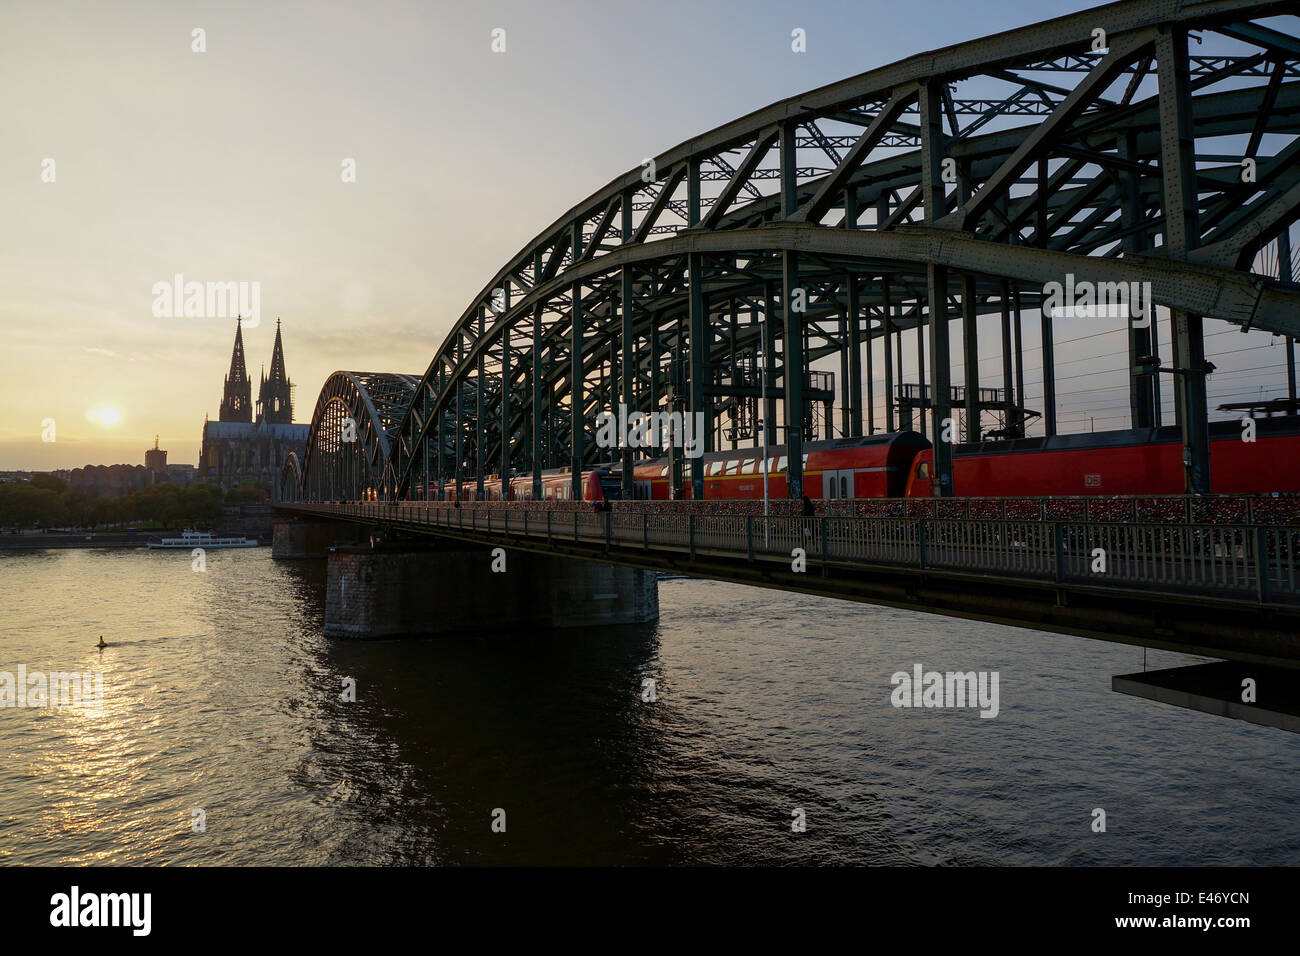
199 318 308 490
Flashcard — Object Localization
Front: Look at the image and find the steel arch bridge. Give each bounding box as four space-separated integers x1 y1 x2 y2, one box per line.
296 0 1300 505
283 371 420 503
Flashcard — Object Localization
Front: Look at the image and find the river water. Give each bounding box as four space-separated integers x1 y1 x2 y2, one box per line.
1 546 1297 866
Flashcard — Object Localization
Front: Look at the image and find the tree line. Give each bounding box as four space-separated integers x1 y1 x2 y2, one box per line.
0 476 271 531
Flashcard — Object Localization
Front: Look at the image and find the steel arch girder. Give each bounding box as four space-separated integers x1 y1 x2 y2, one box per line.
401 0 1294 369
389 222 1300 494
299 371 419 499
381 0 1299 495
278 452 302 502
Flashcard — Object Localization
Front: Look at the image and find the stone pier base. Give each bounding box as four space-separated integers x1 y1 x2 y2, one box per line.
324 546 659 638
272 519 367 559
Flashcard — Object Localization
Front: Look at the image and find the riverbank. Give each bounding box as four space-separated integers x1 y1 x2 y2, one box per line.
0 531 265 550
0 531 158 550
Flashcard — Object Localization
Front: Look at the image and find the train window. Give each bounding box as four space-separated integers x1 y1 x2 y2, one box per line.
741 459 756 474
726 459 740 475
918 462 930 479
776 455 787 472
840 476 849 498
708 461 722 477
660 467 669 478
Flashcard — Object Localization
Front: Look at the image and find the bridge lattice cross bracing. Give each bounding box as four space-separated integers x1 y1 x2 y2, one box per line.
282 0 1300 508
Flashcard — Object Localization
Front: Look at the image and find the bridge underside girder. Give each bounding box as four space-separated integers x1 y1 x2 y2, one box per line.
284 502 1300 672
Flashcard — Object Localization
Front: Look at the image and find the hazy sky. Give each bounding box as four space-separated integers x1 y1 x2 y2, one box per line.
2 0 1293 469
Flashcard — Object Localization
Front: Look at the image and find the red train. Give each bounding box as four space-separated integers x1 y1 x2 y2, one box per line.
420 416 1300 502
424 467 613 502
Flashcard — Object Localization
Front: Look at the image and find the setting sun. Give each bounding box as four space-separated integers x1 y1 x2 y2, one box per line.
85 407 122 426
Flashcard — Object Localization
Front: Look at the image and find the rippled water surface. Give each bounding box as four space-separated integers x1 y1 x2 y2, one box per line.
1 546 1297 865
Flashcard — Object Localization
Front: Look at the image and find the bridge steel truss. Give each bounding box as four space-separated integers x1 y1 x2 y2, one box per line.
286 371 421 503
321 0 1300 505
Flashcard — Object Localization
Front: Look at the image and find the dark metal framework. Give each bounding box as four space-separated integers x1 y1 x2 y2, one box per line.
299 0 1300 503
277 451 301 503
286 372 419 502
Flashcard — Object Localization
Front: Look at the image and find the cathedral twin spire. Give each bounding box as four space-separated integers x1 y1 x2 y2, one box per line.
218 316 252 422
218 317 293 424
258 318 294 424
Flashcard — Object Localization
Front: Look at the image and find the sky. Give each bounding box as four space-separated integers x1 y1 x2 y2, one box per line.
1 0 1294 469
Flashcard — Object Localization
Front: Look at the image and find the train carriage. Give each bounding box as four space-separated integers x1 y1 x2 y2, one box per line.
416 417 1300 503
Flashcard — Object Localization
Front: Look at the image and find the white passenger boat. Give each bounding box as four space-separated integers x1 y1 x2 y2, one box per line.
146 529 259 549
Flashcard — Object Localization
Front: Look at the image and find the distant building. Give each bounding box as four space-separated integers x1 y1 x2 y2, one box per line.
54 441 195 500
199 419 308 488
66 464 154 498
145 436 167 479
199 317 308 489
166 463 196 487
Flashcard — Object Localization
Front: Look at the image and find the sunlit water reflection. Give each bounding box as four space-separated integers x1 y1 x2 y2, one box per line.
1 547 1297 865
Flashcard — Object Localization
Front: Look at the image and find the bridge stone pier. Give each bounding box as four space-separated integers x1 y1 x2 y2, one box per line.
324 544 659 639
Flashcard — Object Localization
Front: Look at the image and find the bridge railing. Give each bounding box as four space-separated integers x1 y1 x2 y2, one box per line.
288 502 1300 608
920 519 1055 579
